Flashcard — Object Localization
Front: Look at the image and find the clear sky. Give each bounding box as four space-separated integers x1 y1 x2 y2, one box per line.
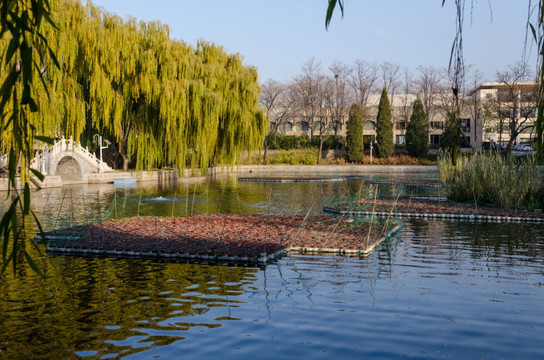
89 0 536 83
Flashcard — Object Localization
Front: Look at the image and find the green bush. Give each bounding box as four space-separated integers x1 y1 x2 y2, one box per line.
267 135 310 150
310 135 345 150
266 148 318 165
438 152 543 210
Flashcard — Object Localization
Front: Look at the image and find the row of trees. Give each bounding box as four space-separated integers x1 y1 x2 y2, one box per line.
261 57 539 160
0 0 267 173
260 58 478 160
346 89 429 161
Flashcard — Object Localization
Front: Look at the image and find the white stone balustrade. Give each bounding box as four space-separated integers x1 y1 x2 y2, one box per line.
29 137 112 181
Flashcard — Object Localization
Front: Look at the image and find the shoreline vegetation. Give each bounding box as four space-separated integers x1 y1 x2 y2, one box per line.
438 152 543 211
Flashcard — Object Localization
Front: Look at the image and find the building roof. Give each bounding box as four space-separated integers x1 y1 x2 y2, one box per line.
467 81 538 96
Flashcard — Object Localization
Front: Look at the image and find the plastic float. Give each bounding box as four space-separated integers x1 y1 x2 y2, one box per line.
237 177 345 183
324 197 544 223
237 177 443 187
35 214 401 264
361 179 444 187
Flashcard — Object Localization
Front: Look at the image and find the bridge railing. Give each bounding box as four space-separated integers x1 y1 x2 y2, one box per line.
0 153 6 169
30 137 113 174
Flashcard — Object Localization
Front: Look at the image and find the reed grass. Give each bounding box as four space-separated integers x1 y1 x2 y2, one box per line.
438 152 543 210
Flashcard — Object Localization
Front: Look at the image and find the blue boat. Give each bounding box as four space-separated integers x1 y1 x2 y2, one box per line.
113 178 137 187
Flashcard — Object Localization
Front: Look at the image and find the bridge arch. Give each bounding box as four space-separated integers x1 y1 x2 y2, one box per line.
53 155 83 182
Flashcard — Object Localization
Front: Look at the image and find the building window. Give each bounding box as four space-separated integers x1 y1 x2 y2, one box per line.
333 121 342 132
363 121 375 131
296 122 309 131
280 122 292 132
430 134 441 145
313 121 323 131
396 135 406 145
430 121 444 130
397 122 407 130
460 118 471 133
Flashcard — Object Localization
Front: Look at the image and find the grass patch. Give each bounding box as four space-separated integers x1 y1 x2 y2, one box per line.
251 148 319 165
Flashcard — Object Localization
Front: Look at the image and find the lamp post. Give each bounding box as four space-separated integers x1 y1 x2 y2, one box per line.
93 134 111 172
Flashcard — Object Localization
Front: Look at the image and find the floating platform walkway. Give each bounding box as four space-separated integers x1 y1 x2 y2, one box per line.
324 197 544 223
36 214 401 265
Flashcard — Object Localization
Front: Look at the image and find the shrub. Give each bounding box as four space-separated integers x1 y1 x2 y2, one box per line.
266 148 318 165
268 135 310 150
363 154 423 165
310 135 345 150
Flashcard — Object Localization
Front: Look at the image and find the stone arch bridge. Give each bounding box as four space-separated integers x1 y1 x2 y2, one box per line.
30 137 112 183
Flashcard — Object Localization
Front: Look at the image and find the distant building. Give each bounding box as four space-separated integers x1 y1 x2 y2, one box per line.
468 82 537 149
269 82 538 150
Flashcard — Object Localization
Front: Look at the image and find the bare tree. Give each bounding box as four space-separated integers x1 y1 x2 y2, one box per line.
260 79 294 163
395 67 416 143
380 61 401 100
465 68 485 147
328 61 353 136
292 57 323 142
494 62 537 154
415 65 444 122
350 59 379 110
316 74 334 163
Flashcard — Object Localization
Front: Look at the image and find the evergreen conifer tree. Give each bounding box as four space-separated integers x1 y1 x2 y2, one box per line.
346 104 364 162
375 87 394 158
406 97 430 158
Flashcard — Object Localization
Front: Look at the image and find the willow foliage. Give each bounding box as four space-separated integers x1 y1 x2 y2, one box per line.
1 0 267 173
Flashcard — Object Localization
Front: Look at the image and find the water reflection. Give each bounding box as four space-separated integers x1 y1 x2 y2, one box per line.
0 175 543 359
0 255 259 358
22 174 447 234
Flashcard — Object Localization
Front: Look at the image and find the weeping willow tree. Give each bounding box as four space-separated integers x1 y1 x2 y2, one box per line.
1 0 267 176
79 2 266 171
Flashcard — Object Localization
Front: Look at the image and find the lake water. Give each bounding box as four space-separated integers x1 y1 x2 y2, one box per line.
1 174 543 359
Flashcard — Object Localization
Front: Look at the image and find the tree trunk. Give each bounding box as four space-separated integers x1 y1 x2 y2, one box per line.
318 135 324 164
122 154 129 172
263 141 268 164
119 138 129 171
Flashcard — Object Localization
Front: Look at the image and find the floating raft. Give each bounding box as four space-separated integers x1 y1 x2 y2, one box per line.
324 197 544 223
361 179 444 187
37 214 401 264
238 177 345 183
